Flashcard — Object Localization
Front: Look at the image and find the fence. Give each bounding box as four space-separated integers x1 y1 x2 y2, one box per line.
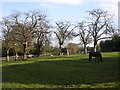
0 56 23 61
0 54 53 61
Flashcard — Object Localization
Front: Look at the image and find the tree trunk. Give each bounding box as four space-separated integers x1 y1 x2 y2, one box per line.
67 49 69 55
59 44 62 56
15 52 18 61
94 39 97 52
38 44 42 57
23 42 27 60
83 43 87 54
7 49 10 61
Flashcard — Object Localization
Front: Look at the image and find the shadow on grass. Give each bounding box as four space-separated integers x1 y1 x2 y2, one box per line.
2 56 119 88
2 52 118 87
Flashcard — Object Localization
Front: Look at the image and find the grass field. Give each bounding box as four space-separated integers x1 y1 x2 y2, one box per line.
1 52 119 88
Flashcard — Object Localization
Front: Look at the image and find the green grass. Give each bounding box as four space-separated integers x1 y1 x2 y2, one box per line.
1 52 119 88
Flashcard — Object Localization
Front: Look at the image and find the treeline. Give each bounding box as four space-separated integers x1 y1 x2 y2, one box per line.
0 9 119 61
100 35 120 52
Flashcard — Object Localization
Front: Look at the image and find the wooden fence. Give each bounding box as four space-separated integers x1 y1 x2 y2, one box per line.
0 54 53 61
0 56 23 61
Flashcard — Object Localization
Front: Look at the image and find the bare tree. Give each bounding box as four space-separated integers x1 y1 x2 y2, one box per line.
1 17 14 61
87 9 115 52
11 10 47 59
34 19 50 57
77 21 92 54
54 21 75 55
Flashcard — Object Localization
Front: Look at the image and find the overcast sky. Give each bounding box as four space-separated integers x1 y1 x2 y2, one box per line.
0 0 119 47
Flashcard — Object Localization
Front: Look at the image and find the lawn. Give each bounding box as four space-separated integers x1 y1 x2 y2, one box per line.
1 52 119 88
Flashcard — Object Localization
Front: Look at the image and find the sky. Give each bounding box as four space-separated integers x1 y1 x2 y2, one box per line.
1 0 119 22
0 0 119 47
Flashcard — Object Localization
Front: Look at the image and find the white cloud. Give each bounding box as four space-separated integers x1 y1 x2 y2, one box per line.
40 3 60 9
45 0 82 5
39 0 83 10
98 3 118 16
39 0 82 6
1 0 119 3
84 0 119 3
1 0 83 5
